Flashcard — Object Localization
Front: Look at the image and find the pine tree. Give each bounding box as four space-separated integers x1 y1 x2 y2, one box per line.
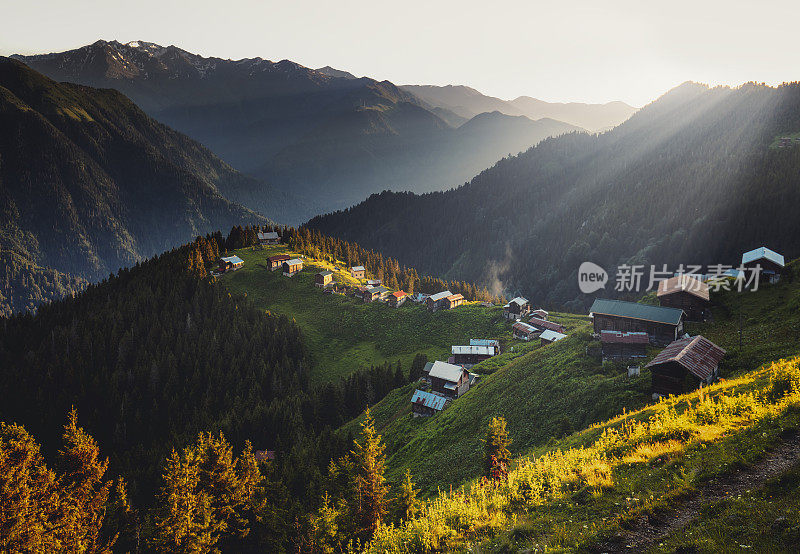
483 417 512 481
56 408 115 553
393 469 419 522
349 409 389 540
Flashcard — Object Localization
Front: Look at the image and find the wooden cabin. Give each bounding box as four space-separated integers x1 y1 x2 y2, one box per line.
531 308 549 320
528 317 565 334
539 329 567 345
600 330 649 360
657 275 710 321
428 361 470 398
282 258 303 277
445 294 464 309
218 255 244 273
504 297 530 320
426 290 453 312
590 299 684 346
257 231 279 245
470 339 500 354
389 290 409 307
647 335 725 397
450 345 497 368
267 254 290 271
363 285 390 303
315 270 334 288
512 321 540 341
350 266 366 279
742 246 785 284
410 389 447 417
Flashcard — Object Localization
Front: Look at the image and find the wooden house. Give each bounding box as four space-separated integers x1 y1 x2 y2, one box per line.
445 293 464 309
363 285 390 303
315 270 334 288
388 290 409 307
410 389 447 417
590 299 684 346
742 246 785 284
647 335 726 397
600 330 649 360
350 266 366 279
267 254 290 271
470 339 500 354
657 275 710 321
426 290 453 312
528 317 565 334
531 308 549 320
512 321 540 341
540 329 567 345
218 255 244 273
282 258 303 277
450 345 497 368
504 297 530 320
428 360 470 398
257 231 279 245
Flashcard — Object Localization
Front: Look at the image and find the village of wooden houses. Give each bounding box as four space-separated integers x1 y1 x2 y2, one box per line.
215 231 788 419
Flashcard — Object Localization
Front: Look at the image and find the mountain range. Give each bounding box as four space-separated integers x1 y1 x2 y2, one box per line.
15 41 593 219
402 84 637 131
308 80 800 309
0 57 271 312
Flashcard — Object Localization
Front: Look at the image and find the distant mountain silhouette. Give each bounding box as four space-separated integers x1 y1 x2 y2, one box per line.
402 84 637 131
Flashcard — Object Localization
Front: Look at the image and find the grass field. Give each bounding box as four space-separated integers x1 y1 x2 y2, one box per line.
342 262 800 498
218 245 510 383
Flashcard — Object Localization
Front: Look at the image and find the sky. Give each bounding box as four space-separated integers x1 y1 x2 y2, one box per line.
2 0 800 107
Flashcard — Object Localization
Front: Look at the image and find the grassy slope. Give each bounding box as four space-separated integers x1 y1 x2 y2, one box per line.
344 313 654 494
347 263 800 496
218 245 509 383
651 460 800 552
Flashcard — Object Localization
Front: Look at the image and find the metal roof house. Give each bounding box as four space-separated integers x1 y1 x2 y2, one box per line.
600 330 649 360
647 335 726 397
590 299 684 345
219 255 244 272
742 246 786 284
426 290 453 312
315 270 334 288
411 389 448 416
428 360 470 398
470 338 500 352
512 321 540 341
257 231 279 245
528 317 565 334
450 345 497 368
539 329 567 345
504 296 530 319
350 266 366 279
657 275 711 321
282 258 303 277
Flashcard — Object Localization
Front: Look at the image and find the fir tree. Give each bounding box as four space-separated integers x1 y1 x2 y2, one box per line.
483 416 512 481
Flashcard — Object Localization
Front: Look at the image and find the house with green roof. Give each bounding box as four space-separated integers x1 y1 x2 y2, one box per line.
589 298 685 345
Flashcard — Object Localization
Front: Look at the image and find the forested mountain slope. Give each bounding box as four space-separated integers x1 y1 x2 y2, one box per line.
16 41 581 218
309 81 800 309
0 58 274 312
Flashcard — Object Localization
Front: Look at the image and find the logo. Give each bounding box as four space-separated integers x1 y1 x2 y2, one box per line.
578 262 608 294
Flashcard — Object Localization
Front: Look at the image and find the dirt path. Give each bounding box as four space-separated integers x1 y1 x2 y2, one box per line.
593 432 800 552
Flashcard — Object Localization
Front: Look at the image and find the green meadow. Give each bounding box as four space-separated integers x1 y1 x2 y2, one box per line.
218 245 510 383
